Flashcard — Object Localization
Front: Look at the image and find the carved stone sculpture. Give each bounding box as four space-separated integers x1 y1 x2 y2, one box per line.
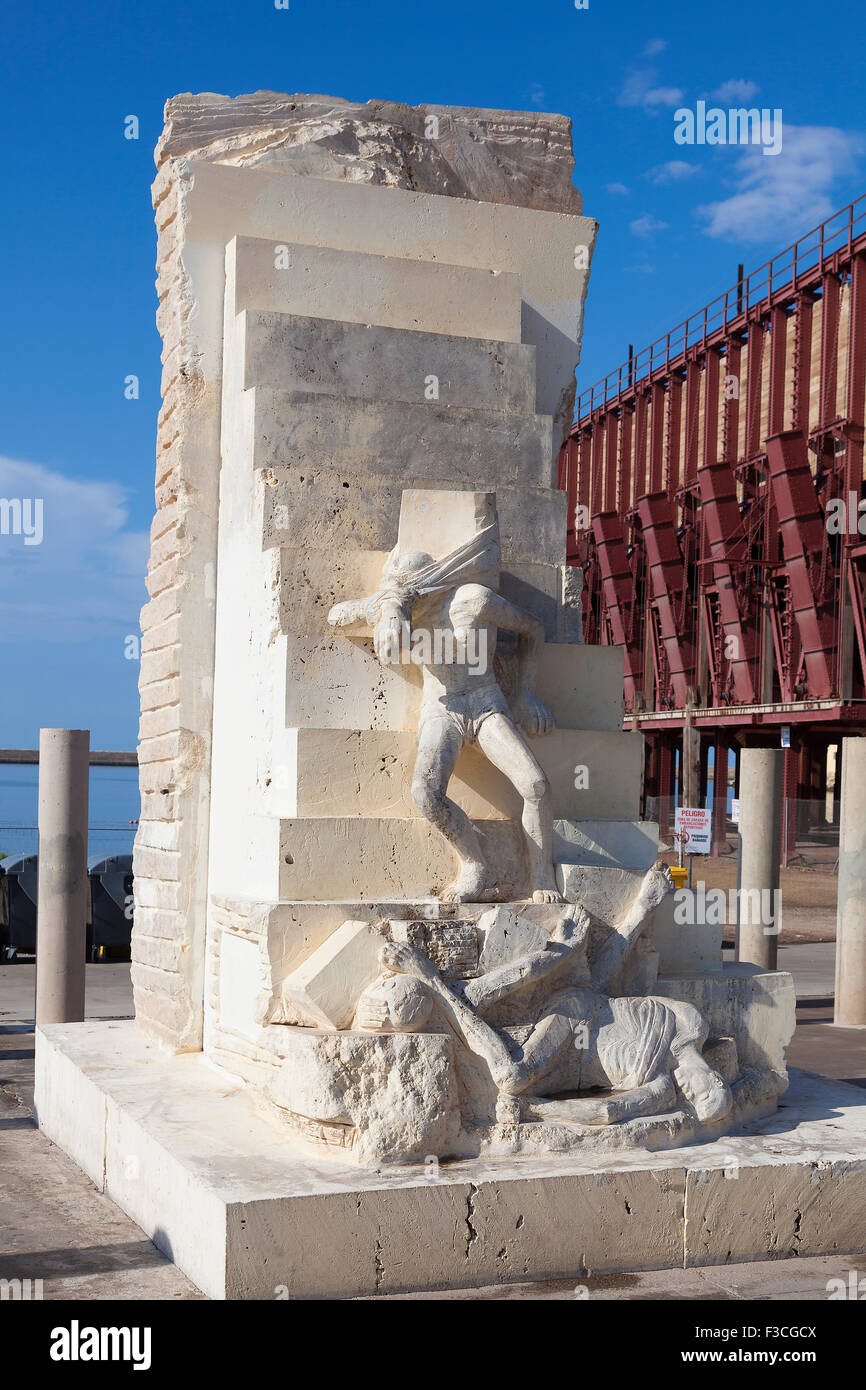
358 864 732 1128
328 524 563 903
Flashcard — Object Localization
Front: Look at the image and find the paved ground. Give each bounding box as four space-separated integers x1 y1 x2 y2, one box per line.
2 950 865 1301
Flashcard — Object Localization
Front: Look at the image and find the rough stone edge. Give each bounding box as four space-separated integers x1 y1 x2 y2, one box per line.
156 91 583 216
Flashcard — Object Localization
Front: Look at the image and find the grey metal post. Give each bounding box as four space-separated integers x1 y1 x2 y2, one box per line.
736 748 783 970
834 737 866 1026
35 729 90 1024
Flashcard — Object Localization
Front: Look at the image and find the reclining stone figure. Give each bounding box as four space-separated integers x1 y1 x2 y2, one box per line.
357 862 733 1127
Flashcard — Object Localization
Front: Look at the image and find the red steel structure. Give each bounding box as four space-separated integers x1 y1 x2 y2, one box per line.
558 195 866 855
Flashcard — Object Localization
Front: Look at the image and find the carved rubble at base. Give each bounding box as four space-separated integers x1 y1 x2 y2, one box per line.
248 866 792 1166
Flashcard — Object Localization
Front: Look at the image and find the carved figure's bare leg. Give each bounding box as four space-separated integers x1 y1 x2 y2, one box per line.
412 716 497 902
565 1074 676 1125
475 713 563 904
593 860 675 989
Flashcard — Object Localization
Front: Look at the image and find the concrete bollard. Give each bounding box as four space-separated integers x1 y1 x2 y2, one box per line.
736 747 784 970
35 729 90 1024
834 738 866 1027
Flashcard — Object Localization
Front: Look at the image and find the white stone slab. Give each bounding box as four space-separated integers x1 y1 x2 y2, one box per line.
280 919 386 1029
477 904 551 971
276 727 641 822
554 818 659 869
252 387 554 488
36 1022 866 1299
231 235 522 343
243 311 537 412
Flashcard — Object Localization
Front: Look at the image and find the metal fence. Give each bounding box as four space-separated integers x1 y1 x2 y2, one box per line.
647 796 840 866
0 825 137 862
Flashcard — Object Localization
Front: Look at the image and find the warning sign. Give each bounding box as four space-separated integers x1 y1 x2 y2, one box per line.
674 806 712 855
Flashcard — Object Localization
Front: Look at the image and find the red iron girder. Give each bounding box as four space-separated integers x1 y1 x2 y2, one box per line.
590 510 643 700
697 459 760 703
576 195 866 420
765 430 836 698
636 491 696 705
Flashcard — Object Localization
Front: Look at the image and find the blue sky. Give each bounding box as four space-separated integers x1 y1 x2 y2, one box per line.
1 0 864 748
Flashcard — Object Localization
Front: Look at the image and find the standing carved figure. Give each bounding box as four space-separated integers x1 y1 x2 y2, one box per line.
328 529 563 903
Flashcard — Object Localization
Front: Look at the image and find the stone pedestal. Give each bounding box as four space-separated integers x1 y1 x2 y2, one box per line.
35 1023 866 1299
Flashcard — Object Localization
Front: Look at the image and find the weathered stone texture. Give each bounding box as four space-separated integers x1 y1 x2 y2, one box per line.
157 92 583 215
133 91 594 1053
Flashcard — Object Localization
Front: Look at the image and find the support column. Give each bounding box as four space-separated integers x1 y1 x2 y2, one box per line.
682 711 701 808
644 735 659 823
737 747 784 969
657 736 673 841
834 738 866 1026
711 733 729 855
35 729 90 1025
783 744 799 867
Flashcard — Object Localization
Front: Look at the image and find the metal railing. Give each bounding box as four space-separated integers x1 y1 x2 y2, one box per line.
576 193 866 419
0 825 137 861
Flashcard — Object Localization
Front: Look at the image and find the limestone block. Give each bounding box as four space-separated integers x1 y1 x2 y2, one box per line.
499 564 561 641
533 643 624 731
159 93 583 215
652 892 724 976
276 728 640 823
218 931 271 1040
265 1028 460 1165
278 816 527 901
279 919 386 1029
181 162 594 444
231 236 522 343
252 388 554 489
554 818 659 869
659 964 796 1076
477 904 550 971
561 563 584 642
262 469 567 567
397 489 498 561
685 1155 866 1268
555 863 647 924
243 312 536 414
282 628 422 732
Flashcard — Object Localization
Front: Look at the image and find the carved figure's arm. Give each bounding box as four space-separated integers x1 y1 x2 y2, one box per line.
327 595 411 666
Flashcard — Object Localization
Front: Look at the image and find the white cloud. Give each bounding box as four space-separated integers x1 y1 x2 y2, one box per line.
630 213 670 238
696 124 864 243
618 43 684 111
605 181 630 196
624 262 657 274
648 159 700 183
711 79 760 104
642 86 685 107
0 456 149 638
619 65 684 109
528 83 546 108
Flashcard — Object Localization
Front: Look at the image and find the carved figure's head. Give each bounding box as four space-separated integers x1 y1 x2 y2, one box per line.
381 549 433 587
674 1060 733 1123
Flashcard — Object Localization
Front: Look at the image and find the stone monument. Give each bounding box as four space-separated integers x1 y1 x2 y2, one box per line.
36 93 857 1301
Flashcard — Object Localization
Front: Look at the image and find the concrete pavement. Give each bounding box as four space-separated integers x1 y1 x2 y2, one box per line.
2 946 865 1300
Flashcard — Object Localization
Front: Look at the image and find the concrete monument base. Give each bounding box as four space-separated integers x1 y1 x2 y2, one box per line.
36 1021 866 1300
